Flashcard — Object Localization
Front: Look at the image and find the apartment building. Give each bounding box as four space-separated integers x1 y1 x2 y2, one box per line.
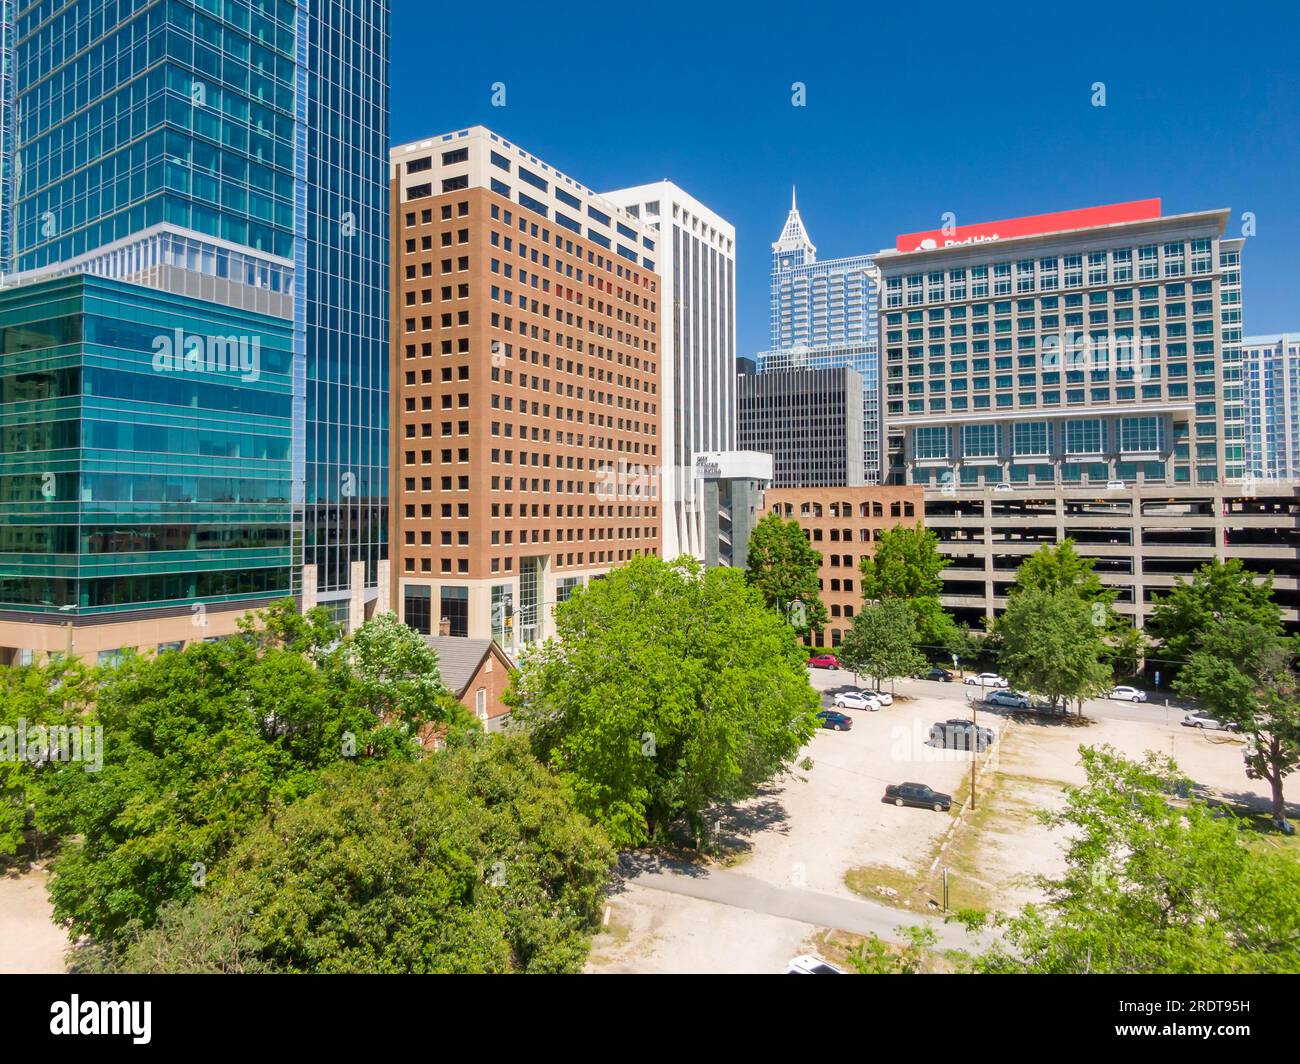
601 182 737 561
764 486 926 646
1243 333 1300 481
738 363 865 487
389 127 661 654
760 190 882 482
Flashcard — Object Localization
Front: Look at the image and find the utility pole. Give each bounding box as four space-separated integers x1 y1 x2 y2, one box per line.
970 693 978 811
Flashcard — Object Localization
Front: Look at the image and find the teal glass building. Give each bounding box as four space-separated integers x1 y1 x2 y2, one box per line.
0 0 389 657
0 274 294 612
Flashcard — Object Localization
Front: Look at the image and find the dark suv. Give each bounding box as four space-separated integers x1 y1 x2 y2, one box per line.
930 719 995 752
883 782 953 812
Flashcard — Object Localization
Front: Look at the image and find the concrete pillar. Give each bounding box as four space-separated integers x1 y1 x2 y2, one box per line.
301 564 318 613
348 560 365 633
376 559 391 614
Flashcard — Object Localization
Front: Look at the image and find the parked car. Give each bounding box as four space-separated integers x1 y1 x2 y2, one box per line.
1106 480 1127 490
917 666 954 682
985 689 1030 710
785 954 844 975
1108 685 1147 702
993 482 1014 493
930 720 995 752
963 672 1009 688
883 782 953 812
807 654 841 670
1181 711 1239 732
858 688 893 706
817 710 853 731
833 691 881 711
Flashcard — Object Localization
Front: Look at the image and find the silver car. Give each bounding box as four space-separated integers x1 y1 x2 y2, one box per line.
1181 711 1239 732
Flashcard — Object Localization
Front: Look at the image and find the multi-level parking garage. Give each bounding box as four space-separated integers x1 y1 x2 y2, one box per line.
927 484 1300 632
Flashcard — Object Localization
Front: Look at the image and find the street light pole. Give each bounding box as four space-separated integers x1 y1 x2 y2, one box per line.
970 694 978 811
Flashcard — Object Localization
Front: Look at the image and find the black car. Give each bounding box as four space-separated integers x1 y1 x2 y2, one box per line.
918 666 954 682
816 710 853 731
930 719 995 751
883 782 952 811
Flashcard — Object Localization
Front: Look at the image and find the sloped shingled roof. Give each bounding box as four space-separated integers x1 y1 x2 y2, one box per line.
425 635 510 696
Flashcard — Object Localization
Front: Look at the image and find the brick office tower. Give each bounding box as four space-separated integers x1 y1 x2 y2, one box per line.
389 127 662 653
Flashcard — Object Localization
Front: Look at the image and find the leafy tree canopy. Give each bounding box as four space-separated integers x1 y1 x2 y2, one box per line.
745 512 828 635
38 602 473 951
858 522 960 650
1147 558 1283 665
1175 618 1300 829
116 737 615 973
509 556 821 848
963 747 1300 973
838 599 929 688
994 589 1112 712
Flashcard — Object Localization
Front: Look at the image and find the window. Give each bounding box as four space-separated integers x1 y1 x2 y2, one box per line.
1119 416 1163 453
1011 420 1051 456
440 586 469 637
962 423 999 458
913 426 949 459
1064 418 1106 455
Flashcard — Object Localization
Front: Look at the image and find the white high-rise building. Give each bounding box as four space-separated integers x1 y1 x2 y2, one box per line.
603 182 737 559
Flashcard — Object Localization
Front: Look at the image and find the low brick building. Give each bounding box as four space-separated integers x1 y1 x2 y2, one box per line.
762 485 926 647
425 634 516 732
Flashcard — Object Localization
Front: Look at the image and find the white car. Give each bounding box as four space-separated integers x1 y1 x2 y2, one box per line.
993 482 1014 493
833 691 882 711
1108 685 1147 703
1106 480 1127 490
785 954 845 975
985 689 1029 710
858 688 893 706
1181 711 1239 732
963 672 1009 688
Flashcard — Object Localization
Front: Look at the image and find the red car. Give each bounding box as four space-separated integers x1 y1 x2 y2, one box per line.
807 654 840 670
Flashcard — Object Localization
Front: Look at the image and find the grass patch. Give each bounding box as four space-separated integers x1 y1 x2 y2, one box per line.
808 927 957 974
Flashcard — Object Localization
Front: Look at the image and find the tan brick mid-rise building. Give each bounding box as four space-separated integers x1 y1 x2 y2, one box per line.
389 127 662 654
763 485 926 646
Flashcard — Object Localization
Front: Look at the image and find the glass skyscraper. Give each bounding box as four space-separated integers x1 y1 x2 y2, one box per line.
0 0 388 662
760 189 881 483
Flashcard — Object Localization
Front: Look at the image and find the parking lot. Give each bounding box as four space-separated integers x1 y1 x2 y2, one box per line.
588 665 1285 972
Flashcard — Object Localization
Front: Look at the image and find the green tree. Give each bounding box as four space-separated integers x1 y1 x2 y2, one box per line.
994 589 1112 714
963 747 1300 973
1174 618 1300 830
838 599 928 691
1147 558 1283 666
858 522 959 650
1010 540 1146 679
0 658 93 862
116 737 615 974
745 512 827 636
326 611 473 750
38 606 469 952
509 555 821 848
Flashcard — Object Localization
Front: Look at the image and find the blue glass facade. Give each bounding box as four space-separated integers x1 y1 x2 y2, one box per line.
300 0 389 596
9 0 298 273
0 273 294 613
0 0 389 637
762 192 881 483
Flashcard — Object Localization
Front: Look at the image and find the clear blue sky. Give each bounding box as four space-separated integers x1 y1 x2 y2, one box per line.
390 0 1300 357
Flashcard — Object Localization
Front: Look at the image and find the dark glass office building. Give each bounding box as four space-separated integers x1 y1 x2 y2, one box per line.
0 0 389 662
